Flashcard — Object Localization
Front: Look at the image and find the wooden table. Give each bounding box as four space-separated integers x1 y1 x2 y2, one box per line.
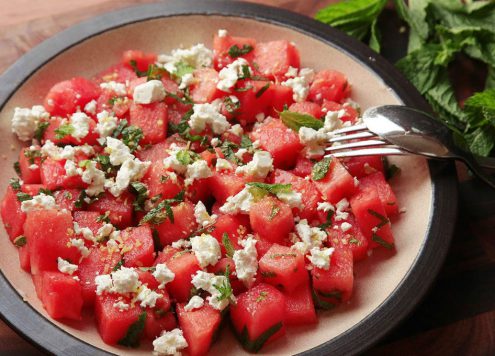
1 1 494 355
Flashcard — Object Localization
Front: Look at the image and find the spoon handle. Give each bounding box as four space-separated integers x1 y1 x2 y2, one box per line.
474 156 495 170
461 155 495 189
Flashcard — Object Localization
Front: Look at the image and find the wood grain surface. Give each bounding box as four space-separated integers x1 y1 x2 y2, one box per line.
0 1 494 355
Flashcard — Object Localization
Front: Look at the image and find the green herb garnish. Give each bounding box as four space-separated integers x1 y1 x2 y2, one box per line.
54 124 74 139
228 44 254 58
13 235 27 247
117 311 147 348
34 121 50 141
140 190 185 225
222 233 235 258
16 192 32 202
130 181 149 212
280 110 324 132
121 125 143 152
237 322 283 353
312 157 332 181
255 83 270 98
9 178 21 191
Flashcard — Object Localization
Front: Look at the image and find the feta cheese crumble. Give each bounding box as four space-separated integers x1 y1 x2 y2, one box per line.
184 159 213 186
105 137 133 166
215 158 233 172
189 100 230 134
107 157 151 197
235 150 273 179
191 270 235 311
20 193 58 212
219 187 253 215
96 111 119 141
57 257 78 275
307 246 334 270
217 58 252 92
111 267 141 294
298 127 328 158
153 328 188 356
194 201 217 227
184 295 205 312
69 112 91 140
100 81 127 96
281 68 314 102
292 219 327 254
157 43 213 74
136 285 162 308
190 234 221 268
81 160 106 196
153 264 176 289
133 80 166 104
11 105 49 142
233 235 258 286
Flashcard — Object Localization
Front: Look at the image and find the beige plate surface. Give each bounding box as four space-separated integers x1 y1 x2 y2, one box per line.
0 14 431 355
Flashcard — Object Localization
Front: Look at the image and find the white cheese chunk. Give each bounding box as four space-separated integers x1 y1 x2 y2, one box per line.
111 267 141 294
96 111 119 140
100 81 127 96
157 43 213 74
105 137 133 166
189 100 230 134
217 58 252 92
190 234 221 268
153 263 175 289
281 68 314 102
153 328 188 356
107 158 151 197
219 187 253 215
11 105 49 142
69 112 90 140
233 235 258 286
184 295 204 312
307 246 335 270
133 80 166 104
136 285 162 308
57 257 78 275
194 201 217 227
298 127 328 158
184 160 213 186
21 193 58 212
235 150 273 179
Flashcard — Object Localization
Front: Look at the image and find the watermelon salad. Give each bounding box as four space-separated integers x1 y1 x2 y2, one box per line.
1 29 402 355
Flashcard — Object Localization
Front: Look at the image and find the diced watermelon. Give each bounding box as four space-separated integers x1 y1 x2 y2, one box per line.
54 189 82 212
253 40 300 80
291 154 313 178
18 244 30 272
312 157 356 204
259 244 308 293
144 310 177 340
73 210 105 235
129 101 168 145
135 141 171 163
213 34 256 70
189 68 222 103
19 147 42 184
122 49 157 72
177 303 222 356
208 171 249 204
210 214 249 254
95 293 143 345
326 214 369 262
155 248 201 303
40 158 86 190
96 90 130 118
186 176 213 203
96 63 138 84
249 196 294 244
311 249 354 304
21 184 46 195
284 282 317 326
0 186 26 241
359 172 399 216
350 184 394 249
24 209 80 275
321 100 358 124
78 246 121 305
142 161 183 199
44 77 101 117
153 201 197 247
308 70 350 104
272 169 321 220
230 283 286 352
341 156 385 178
39 271 83 320
289 101 322 118
121 225 155 267
251 118 303 169
88 191 134 228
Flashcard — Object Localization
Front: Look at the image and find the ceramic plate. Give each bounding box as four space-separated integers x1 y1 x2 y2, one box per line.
0 1 457 355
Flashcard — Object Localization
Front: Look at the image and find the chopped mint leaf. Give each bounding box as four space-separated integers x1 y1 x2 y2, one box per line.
54 124 74 139
13 235 27 247
34 121 50 141
121 125 143 152
9 178 21 191
222 233 235 258
280 110 324 132
16 192 32 202
140 190 185 225
117 311 147 348
228 44 254 58
255 83 270 98
312 157 332 181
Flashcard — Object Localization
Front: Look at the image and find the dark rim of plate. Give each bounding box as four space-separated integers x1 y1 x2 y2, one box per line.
0 1 458 355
